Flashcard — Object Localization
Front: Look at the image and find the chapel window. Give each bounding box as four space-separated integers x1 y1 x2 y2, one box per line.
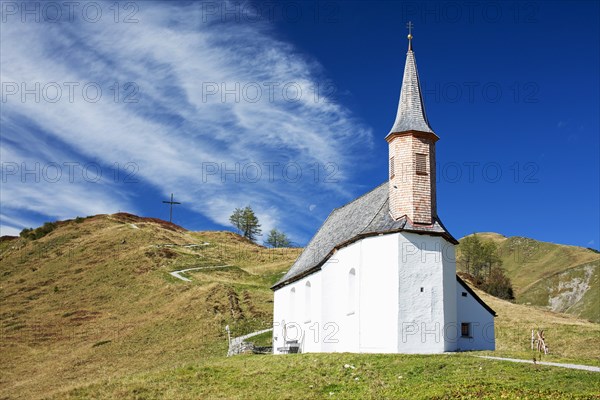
348 268 356 315
290 287 296 321
461 322 471 338
304 281 312 323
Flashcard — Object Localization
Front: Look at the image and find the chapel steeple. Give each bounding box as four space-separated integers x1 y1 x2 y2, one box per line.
387 24 438 225
387 21 435 137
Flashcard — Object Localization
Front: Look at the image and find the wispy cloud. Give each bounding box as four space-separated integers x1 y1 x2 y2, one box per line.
0 213 40 236
0 1 373 243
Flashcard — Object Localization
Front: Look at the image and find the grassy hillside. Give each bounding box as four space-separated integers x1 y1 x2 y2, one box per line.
473 283 600 364
1 217 598 399
458 233 600 322
0 214 299 399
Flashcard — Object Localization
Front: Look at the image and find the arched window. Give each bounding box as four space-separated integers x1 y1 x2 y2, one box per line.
290 287 296 322
305 281 312 323
348 268 356 315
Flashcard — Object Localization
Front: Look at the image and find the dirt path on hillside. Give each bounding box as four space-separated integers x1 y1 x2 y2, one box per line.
169 265 232 282
477 356 600 372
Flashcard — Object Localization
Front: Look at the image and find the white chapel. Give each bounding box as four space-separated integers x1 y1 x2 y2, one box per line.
272 31 496 354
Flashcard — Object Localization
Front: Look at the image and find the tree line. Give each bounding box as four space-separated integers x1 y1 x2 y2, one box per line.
457 234 514 300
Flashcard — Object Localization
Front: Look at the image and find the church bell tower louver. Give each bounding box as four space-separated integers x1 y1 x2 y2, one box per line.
386 23 438 225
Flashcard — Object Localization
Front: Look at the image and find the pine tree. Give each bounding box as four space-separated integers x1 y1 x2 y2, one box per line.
458 234 479 275
458 234 514 300
265 229 291 248
229 208 244 234
229 206 261 242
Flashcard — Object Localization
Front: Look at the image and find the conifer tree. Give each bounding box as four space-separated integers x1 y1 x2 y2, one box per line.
230 206 261 242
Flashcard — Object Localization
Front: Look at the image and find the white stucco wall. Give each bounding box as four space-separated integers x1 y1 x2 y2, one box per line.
456 280 495 351
442 240 458 351
358 234 399 353
321 240 362 352
274 234 400 354
273 272 323 354
272 284 288 353
397 233 457 353
273 232 494 354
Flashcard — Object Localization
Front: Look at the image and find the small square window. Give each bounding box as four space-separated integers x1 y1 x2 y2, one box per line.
461 323 471 337
420 287 424 292
462 292 467 297
416 153 427 175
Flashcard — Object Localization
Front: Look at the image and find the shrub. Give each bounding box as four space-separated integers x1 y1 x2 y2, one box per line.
482 267 515 300
19 222 58 240
20 228 33 239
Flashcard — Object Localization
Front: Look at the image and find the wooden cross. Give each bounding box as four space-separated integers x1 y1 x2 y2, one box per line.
162 193 181 223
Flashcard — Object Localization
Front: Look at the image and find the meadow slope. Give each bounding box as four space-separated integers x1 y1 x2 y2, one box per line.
0 214 299 399
458 232 600 322
1 216 598 399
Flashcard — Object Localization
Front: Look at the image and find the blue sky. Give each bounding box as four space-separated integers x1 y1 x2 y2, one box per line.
1 1 598 249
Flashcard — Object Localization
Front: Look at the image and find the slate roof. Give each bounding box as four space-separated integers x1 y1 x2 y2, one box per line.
387 48 435 136
272 182 458 290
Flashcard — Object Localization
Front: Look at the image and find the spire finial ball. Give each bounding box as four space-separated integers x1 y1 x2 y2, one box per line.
407 34 413 40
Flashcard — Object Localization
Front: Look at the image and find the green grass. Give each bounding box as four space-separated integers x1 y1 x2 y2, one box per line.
56 353 600 399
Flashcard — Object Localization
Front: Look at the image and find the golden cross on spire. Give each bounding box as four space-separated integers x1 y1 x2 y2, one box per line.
406 21 414 50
